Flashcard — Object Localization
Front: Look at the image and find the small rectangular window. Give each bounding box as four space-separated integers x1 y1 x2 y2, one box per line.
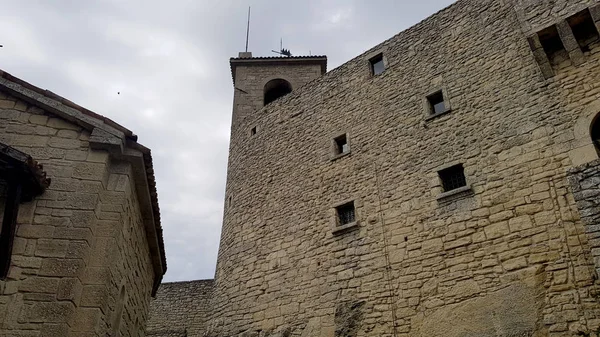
427 91 447 115
567 9 599 51
439 164 467 192
250 127 257 136
336 201 356 226
334 134 349 155
369 54 385 76
538 25 567 63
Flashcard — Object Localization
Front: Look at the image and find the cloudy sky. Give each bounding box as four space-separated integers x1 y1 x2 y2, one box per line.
0 0 455 282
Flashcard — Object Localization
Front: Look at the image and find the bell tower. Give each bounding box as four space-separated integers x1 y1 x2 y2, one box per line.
229 52 327 128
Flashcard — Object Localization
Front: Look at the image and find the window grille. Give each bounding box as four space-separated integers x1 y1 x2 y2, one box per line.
336 202 356 226
439 164 467 192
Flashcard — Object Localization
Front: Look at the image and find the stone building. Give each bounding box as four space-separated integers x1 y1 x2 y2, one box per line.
148 0 600 336
0 70 166 336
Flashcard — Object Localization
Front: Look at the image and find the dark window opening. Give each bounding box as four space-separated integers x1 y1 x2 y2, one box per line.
369 54 385 76
336 202 356 226
567 9 600 52
228 196 232 207
538 25 567 64
439 164 467 192
264 79 292 106
334 134 349 155
251 127 256 136
427 91 447 114
591 113 600 156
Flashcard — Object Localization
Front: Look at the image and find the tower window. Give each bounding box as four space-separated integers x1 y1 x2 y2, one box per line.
369 54 385 76
567 9 599 52
336 201 356 226
250 126 257 136
264 79 292 106
438 164 467 192
427 90 447 115
334 134 349 155
538 25 567 63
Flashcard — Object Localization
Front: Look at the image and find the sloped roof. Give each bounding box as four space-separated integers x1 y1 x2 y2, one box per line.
0 141 51 201
0 69 166 294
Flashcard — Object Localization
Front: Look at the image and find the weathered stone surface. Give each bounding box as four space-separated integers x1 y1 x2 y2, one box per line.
0 74 161 336
416 284 541 337
147 0 600 336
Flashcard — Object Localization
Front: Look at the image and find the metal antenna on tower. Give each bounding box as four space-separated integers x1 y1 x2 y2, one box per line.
271 38 292 57
245 7 251 52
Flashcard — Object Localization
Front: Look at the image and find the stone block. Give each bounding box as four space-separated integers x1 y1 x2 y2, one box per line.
25 301 75 323
70 307 101 332
19 277 60 294
41 323 69 337
484 221 510 239
39 258 85 277
508 216 533 232
80 285 108 311
58 278 83 303
35 239 69 258
72 162 106 181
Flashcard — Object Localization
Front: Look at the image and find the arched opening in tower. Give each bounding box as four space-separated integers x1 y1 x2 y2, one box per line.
264 79 292 106
591 113 600 156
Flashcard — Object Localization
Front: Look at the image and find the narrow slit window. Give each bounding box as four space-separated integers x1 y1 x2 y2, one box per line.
369 54 385 76
336 202 356 226
334 134 349 155
439 164 467 192
250 127 257 136
538 25 567 63
427 91 446 115
567 9 600 52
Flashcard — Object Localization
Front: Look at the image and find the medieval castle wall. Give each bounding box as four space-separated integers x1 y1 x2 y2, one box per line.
150 0 600 336
146 280 214 336
0 91 157 336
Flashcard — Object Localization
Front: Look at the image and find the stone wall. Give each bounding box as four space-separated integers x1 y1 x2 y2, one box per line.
230 61 325 132
0 91 157 336
569 159 600 278
210 0 600 336
146 280 214 336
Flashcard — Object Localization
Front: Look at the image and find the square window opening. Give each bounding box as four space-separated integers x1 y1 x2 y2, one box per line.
439 164 467 192
334 134 349 155
538 25 567 63
336 202 356 226
369 54 385 76
567 9 600 51
427 90 446 115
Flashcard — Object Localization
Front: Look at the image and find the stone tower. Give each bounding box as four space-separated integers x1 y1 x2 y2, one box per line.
228 52 327 129
211 52 327 330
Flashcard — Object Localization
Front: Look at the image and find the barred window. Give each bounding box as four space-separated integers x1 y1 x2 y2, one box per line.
439 164 467 192
336 201 356 226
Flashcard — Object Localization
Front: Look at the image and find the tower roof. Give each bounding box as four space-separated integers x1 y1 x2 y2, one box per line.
229 54 327 85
